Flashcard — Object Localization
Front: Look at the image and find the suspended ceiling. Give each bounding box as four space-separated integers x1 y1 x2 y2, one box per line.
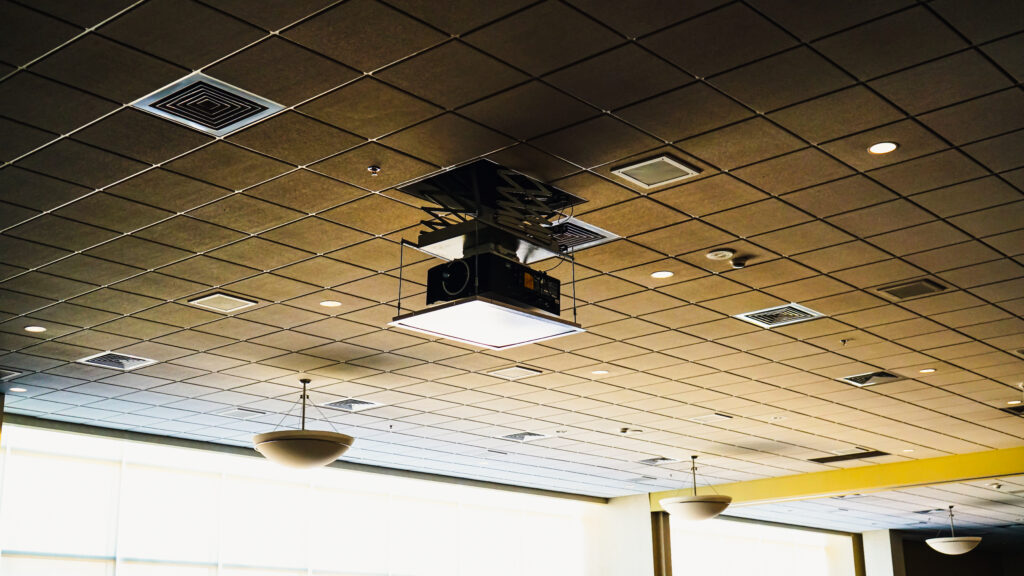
0 0 1022 517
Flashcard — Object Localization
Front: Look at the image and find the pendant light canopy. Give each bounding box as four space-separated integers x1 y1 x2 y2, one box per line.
253 378 354 469
926 506 981 555
659 455 732 521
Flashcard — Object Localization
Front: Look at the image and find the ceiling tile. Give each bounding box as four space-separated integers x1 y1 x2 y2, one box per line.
284 0 446 72
981 32 1024 83
300 78 442 139
546 44 690 111
911 177 1020 218
378 41 528 109
208 237 311 271
769 86 904 145
783 175 895 218
704 199 812 237
320 195 424 236
165 142 293 191
732 148 854 195
577 198 686 238
747 0 914 41
679 118 805 170
56 193 172 233
312 143 437 191
0 118 56 164
820 119 948 171
74 108 212 164
531 116 660 169
386 0 535 34
617 83 753 142
17 139 147 189
567 0 729 38
0 73 117 134
962 130 1024 173
931 0 1024 43
0 168 90 212
202 0 337 31
135 216 245 252
188 194 304 235
642 3 795 77
380 114 512 167
465 0 623 75
246 170 366 214
711 47 853 113
869 150 987 195
0 0 80 66
827 199 934 238
107 169 230 213
813 7 966 80
228 112 364 165
869 50 1012 115
260 217 371 254
100 0 264 69
8 214 118 251
85 236 190 270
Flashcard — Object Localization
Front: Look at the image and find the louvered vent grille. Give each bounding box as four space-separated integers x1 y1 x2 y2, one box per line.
324 398 379 412
875 278 947 300
502 431 547 442
78 352 156 371
736 303 823 328
135 74 283 136
548 217 618 252
839 371 902 387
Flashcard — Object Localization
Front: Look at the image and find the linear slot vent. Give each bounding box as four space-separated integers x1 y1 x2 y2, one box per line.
323 398 379 412
638 457 679 466
503 431 547 442
78 351 156 371
547 217 619 253
736 303 823 328
134 73 283 136
839 371 902 387
809 450 890 464
876 278 947 300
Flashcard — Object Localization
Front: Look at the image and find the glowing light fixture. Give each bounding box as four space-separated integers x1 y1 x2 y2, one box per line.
868 142 898 154
390 295 583 350
919 368 936 374
592 370 609 375
319 300 342 308
650 271 674 279
9 387 27 393
659 455 732 521
253 378 354 469
926 506 981 555
24 326 46 333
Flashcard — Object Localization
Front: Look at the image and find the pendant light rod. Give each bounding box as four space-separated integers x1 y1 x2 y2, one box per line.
947 505 955 537
300 378 310 431
691 455 698 497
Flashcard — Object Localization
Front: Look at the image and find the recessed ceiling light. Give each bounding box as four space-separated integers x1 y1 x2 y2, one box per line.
903 449 915 453
868 142 898 154
650 270 674 279
24 326 46 333
591 370 609 375
706 248 735 261
919 368 936 374
189 292 258 313
1009 400 1023 406
319 300 342 308
9 387 27 392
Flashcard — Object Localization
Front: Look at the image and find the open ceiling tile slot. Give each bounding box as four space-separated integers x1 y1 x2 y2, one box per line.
611 155 701 189
323 398 380 412
687 413 733 424
1000 405 1024 417
735 303 824 328
874 278 948 300
638 456 679 466
487 365 543 379
218 407 266 419
134 73 283 136
838 371 903 387
502 431 548 442
188 292 258 314
1 368 21 380
809 449 890 464
78 351 157 371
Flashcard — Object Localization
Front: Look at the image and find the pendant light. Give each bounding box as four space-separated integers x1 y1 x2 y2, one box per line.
926 506 981 555
659 455 732 521
253 378 354 469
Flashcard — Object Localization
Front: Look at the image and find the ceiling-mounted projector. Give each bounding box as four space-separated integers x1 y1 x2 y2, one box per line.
389 160 593 349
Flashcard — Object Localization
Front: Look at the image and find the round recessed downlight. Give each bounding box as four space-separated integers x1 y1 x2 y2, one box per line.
919 368 936 374
706 248 735 261
24 326 46 333
592 370 609 375
650 271 674 279
1009 400 1023 406
9 387 27 393
319 300 342 308
903 449 915 453
868 142 898 154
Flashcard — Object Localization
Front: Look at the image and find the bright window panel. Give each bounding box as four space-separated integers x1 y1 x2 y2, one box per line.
219 475 308 569
459 504 523 576
118 464 221 563
520 513 585 576
118 561 217 576
388 497 460 576
1 451 119 556
308 487 389 574
0 555 114 576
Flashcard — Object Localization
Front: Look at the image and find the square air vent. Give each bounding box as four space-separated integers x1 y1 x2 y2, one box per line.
547 217 619 253
687 413 733 424
839 371 903 387
1 368 21 380
612 155 701 189
638 456 679 466
188 292 258 313
874 278 948 300
323 398 380 412
134 73 283 136
487 365 543 379
502 431 548 442
218 407 266 419
78 351 156 371
735 303 824 328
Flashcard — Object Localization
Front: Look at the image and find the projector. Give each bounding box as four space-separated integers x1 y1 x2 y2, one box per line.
426 252 561 316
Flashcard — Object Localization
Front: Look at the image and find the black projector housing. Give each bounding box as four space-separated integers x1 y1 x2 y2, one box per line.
426 253 561 315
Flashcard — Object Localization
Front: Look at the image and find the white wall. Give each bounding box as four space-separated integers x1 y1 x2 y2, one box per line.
586 494 655 576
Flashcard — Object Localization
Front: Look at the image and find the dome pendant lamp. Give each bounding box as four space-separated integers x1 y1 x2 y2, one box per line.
659 455 732 521
926 505 981 555
253 378 354 469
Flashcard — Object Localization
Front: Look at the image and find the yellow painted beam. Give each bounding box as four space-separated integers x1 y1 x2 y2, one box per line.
649 446 1024 511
